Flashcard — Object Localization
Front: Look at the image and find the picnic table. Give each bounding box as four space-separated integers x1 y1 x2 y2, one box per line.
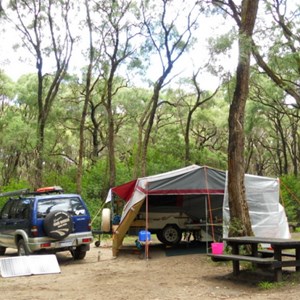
208 236 300 282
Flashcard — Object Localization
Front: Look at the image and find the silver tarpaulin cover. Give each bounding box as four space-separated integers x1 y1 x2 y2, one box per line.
0 254 61 277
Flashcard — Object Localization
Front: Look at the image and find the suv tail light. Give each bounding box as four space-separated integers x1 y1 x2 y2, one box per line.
31 226 38 237
82 238 92 243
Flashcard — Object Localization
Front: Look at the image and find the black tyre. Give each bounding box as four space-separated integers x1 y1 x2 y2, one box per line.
161 225 182 246
95 240 100 247
70 246 87 260
18 239 29 256
0 246 6 255
44 211 73 240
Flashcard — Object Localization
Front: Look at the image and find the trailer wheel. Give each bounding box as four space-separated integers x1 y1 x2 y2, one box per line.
161 225 182 246
101 208 111 233
156 230 164 244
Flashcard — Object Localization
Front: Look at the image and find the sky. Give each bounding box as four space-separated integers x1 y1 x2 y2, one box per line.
0 2 237 91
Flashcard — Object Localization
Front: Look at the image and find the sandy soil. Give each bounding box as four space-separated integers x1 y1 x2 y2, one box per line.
1 237 300 300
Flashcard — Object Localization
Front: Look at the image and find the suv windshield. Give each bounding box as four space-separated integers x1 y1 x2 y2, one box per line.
37 197 86 217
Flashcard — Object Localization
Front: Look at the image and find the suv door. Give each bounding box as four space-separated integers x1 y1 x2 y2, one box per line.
0 199 31 248
70 197 90 233
0 200 15 247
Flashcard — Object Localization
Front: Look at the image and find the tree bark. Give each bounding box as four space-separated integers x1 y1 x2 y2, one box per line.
227 0 259 237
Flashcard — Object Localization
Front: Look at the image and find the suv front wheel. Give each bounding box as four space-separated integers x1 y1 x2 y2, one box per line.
18 239 29 256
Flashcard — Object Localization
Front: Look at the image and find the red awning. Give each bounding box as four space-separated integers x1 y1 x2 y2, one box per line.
111 180 137 202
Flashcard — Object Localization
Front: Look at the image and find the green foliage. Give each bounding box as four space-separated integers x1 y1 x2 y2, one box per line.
193 147 227 170
208 30 236 55
0 71 14 99
15 74 38 108
280 175 300 222
43 168 77 193
228 217 245 237
146 146 184 176
0 180 31 208
81 161 108 201
258 281 279 289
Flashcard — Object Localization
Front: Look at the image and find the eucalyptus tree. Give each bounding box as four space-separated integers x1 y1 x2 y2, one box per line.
251 0 300 107
0 71 24 185
4 0 74 188
213 0 259 237
75 0 100 194
133 0 201 177
183 70 219 165
84 0 140 189
249 76 300 177
191 96 229 168
244 100 273 176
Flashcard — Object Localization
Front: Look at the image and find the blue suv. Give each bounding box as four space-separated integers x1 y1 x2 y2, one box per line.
0 186 93 259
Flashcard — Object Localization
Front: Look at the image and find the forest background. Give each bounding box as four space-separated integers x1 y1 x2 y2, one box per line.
0 0 300 228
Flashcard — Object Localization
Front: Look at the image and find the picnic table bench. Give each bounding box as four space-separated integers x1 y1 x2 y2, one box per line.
208 236 300 282
258 249 296 258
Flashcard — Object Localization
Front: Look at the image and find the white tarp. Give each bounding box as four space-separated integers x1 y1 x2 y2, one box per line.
223 172 290 239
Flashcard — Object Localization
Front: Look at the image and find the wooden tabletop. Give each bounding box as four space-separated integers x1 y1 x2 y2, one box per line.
223 236 300 246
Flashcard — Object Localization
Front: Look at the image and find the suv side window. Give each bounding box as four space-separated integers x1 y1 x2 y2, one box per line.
12 199 30 219
0 200 14 219
71 198 85 215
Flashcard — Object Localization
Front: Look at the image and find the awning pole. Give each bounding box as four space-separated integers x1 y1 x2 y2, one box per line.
204 166 215 242
145 182 149 259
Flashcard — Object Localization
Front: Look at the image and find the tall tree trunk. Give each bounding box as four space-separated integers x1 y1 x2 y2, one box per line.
291 120 298 176
107 108 116 187
227 0 259 237
132 96 153 178
141 83 162 176
35 61 44 189
76 0 94 194
35 116 45 188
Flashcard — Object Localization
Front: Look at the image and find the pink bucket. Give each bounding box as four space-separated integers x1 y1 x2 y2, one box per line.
211 242 224 254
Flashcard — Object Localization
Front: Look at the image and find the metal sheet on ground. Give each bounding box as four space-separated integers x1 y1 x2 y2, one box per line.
0 255 61 278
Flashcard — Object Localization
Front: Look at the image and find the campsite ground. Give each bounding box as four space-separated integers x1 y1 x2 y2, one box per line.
1 234 300 300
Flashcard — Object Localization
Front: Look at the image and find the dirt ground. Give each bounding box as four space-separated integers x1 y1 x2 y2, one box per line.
1 236 300 300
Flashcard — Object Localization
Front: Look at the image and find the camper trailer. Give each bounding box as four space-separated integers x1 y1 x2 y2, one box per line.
105 165 290 256
129 194 223 245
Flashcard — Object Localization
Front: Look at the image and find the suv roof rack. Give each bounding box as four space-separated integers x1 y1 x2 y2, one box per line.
0 186 64 198
0 189 31 198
